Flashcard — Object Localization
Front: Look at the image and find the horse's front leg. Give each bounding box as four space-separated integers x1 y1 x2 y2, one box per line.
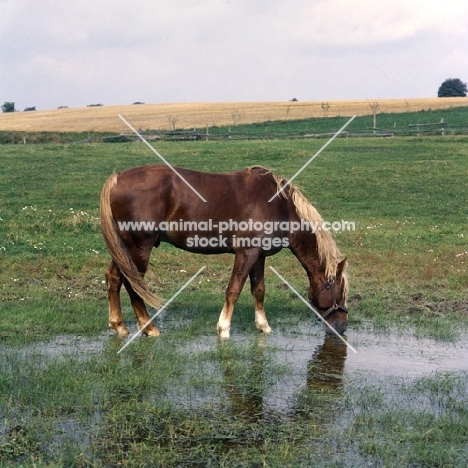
217 248 262 338
249 256 272 334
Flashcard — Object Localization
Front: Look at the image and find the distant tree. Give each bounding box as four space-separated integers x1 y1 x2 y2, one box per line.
1 102 15 113
24 106 36 111
166 114 179 130
321 101 330 116
437 78 467 97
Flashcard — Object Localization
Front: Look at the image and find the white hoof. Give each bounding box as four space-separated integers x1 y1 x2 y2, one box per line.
255 316 272 334
219 329 230 339
217 322 231 338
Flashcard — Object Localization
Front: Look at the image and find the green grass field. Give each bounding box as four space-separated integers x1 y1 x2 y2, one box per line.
211 105 468 137
1 134 468 466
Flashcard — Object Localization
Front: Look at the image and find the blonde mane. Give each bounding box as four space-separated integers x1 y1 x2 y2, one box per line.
248 166 345 279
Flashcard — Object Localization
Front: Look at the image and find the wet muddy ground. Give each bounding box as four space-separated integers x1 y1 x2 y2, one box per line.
1 319 468 466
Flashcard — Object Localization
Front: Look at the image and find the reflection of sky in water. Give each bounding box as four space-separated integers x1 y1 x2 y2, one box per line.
173 322 468 415
9 322 468 416
346 331 468 376
2 321 465 468
12 325 468 375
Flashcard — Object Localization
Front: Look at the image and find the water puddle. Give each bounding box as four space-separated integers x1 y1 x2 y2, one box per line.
2 322 467 466
7 323 468 377
2 334 105 363
157 322 468 416
5 323 467 415
346 330 468 376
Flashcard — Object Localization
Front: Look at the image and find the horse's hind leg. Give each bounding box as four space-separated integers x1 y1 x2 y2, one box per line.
123 242 160 336
105 260 130 336
249 256 272 334
122 278 161 336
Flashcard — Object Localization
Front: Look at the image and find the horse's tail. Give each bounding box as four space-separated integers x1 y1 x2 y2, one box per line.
99 173 164 309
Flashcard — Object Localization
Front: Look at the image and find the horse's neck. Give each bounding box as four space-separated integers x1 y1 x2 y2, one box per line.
289 230 325 279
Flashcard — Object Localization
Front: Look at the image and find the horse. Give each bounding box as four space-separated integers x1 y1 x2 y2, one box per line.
99 164 348 338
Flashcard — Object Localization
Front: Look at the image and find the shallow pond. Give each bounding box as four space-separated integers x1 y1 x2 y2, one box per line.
13 320 468 396
2 319 468 466
160 321 468 414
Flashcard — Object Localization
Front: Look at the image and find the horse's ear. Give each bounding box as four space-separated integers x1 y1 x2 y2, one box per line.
337 257 348 275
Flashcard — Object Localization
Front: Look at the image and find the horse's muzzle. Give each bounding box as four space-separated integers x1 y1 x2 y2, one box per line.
324 316 348 335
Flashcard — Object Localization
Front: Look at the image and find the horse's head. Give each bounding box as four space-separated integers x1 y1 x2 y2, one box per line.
309 258 348 335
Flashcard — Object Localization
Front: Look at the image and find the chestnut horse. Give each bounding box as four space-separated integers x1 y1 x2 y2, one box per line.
100 165 348 338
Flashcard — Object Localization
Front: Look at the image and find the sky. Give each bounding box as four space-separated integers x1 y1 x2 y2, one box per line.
1 0 467 111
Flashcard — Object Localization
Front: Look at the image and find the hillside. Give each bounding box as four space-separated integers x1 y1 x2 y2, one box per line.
0 97 467 133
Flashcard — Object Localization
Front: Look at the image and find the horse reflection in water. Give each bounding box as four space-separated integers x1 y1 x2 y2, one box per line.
294 334 348 422
217 337 266 423
306 335 348 392
218 335 348 422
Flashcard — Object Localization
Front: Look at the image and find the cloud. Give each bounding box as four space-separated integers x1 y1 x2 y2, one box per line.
274 0 468 44
1 0 467 109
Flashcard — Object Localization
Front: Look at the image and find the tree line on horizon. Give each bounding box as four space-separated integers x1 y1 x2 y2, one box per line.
2 79 467 113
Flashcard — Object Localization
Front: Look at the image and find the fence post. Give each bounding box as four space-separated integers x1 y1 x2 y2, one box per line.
369 102 380 136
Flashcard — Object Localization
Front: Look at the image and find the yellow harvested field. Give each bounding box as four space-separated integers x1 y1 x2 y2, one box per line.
1 98 467 133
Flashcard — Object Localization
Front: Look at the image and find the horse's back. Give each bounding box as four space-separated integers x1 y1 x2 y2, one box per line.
112 164 276 206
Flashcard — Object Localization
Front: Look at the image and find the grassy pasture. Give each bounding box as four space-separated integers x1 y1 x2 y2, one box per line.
1 134 468 466
1 97 468 133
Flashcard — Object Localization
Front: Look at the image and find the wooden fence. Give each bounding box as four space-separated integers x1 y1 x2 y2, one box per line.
408 120 446 136
88 120 465 144
51 117 465 144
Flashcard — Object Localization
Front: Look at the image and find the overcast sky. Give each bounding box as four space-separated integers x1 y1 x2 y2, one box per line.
1 0 467 111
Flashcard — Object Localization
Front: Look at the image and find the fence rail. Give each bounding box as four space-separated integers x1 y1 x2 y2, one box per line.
408 120 446 136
